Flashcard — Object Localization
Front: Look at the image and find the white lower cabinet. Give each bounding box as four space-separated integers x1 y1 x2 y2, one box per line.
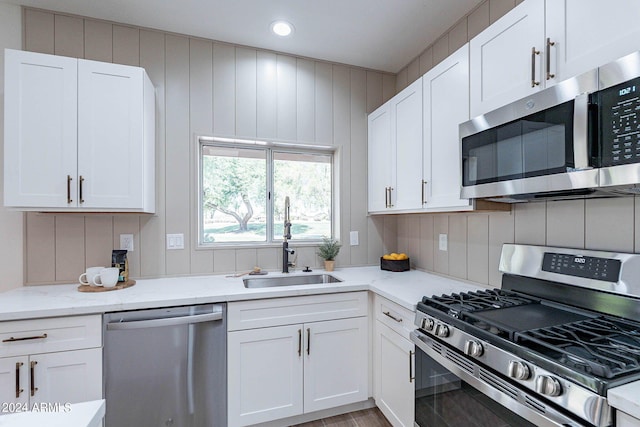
228 324 304 425
373 295 416 427
303 317 368 413
227 292 369 427
374 322 414 427
0 315 102 411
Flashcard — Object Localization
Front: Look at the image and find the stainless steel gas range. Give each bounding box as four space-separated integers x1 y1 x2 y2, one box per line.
410 244 640 427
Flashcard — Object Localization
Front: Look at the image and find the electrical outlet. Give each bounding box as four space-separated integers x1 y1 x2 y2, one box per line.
350 231 359 246
439 234 448 251
120 234 134 251
166 233 184 250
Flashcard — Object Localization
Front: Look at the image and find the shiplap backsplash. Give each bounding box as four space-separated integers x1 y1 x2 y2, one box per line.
20 8 398 284
394 198 640 288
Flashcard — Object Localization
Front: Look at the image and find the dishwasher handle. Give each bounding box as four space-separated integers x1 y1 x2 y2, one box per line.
107 310 222 330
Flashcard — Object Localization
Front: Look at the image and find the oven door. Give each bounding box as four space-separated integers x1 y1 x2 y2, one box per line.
410 330 588 427
460 69 599 202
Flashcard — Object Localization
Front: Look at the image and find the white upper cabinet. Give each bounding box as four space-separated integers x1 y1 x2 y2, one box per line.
4 49 155 212
470 0 545 117
423 44 471 211
4 50 78 209
391 79 423 211
367 103 392 212
471 0 640 118
368 78 422 213
545 0 640 84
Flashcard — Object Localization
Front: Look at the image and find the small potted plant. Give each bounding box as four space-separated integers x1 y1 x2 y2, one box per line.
317 236 341 272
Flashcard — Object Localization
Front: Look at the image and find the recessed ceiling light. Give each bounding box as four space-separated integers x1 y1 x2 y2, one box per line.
271 21 294 37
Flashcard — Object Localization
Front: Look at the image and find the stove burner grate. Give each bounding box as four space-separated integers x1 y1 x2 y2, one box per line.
422 289 536 318
516 317 640 379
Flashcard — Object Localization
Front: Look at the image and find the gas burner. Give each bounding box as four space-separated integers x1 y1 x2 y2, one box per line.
516 317 640 379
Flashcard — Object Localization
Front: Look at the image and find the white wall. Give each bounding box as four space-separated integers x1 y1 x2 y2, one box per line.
0 3 24 291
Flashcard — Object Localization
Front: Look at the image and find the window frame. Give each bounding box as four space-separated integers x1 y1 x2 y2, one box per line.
197 136 337 248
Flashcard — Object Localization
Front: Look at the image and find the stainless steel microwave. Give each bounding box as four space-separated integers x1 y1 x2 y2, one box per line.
460 51 640 203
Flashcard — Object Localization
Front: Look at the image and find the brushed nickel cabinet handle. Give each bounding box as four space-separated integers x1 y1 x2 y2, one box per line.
421 180 428 204
387 187 394 208
79 176 85 203
531 47 540 87
546 38 555 80
15 362 23 398
30 361 37 397
66 175 73 204
383 311 403 323
409 351 415 382
3 333 48 343
306 328 311 355
298 329 302 357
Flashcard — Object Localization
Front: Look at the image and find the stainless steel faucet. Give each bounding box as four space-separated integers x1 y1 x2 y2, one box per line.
283 196 295 273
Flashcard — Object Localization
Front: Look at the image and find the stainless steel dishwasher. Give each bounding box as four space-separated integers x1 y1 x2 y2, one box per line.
103 303 226 427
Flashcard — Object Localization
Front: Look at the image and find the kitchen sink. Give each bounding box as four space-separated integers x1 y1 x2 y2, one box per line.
243 274 342 288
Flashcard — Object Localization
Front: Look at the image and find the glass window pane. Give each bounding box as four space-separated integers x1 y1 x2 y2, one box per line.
201 146 267 243
273 151 332 241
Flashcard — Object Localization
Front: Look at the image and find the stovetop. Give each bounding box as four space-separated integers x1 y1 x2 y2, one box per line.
417 287 640 389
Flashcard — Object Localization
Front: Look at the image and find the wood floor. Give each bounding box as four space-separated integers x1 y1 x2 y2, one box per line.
292 407 392 427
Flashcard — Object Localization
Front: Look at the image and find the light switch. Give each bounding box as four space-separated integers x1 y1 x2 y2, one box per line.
350 231 359 246
166 233 184 250
439 234 448 251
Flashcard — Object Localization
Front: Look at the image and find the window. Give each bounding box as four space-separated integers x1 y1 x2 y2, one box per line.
199 138 334 245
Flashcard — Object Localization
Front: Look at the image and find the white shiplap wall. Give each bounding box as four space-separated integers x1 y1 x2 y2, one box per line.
19 8 398 285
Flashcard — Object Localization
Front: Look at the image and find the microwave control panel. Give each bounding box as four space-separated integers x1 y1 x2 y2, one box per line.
599 76 640 167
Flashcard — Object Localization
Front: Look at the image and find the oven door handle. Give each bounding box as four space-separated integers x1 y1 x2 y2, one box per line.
409 331 591 427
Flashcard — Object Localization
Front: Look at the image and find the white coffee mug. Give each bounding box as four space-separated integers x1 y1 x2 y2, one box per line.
92 267 120 288
79 267 104 286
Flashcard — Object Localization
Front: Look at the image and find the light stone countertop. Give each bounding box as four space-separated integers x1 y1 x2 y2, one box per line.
0 400 104 427
608 382 640 420
0 266 487 321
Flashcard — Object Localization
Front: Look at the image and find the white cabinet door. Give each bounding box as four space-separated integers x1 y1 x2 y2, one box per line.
470 0 545 117
546 0 640 84
303 317 368 413
228 325 304 427
78 59 145 209
30 348 102 405
374 321 414 427
4 49 78 208
368 104 392 212
391 79 423 211
423 45 472 210
0 356 28 408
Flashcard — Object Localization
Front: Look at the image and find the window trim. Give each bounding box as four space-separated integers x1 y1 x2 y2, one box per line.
197 136 337 248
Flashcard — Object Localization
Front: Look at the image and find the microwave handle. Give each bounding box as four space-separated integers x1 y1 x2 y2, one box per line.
573 93 590 170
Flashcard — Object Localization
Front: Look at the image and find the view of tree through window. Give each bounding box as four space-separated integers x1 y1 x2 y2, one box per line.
200 141 333 244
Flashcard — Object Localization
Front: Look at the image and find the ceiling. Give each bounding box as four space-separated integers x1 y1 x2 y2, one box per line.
1 0 484 73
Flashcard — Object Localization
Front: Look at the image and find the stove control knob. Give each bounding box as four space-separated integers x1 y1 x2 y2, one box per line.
435 324 449 338
422 318 435 331
507 361 531 380
463 340 484 357
535 375 562 397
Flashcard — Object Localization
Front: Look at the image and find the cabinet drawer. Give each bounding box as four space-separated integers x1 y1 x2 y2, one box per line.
228 292 368 331
0 315 101 358
374 295 416 340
